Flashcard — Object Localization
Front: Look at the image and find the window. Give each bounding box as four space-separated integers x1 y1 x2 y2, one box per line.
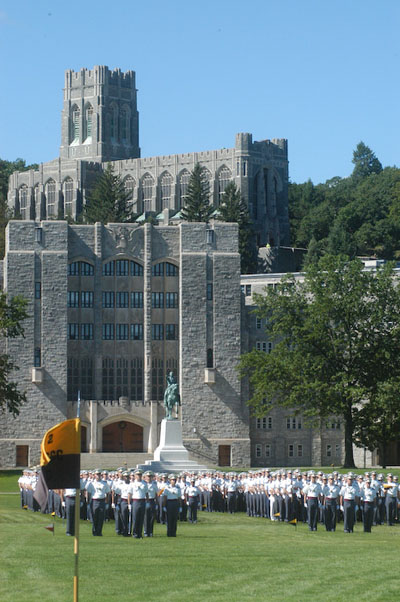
102 357 114 399
152 324 164 340
110 104 117 139
131 292 143 308
166 324 177 340
116 358 129 398
35 282 41 300
160 172 173 209
68 291 80 307
256 416 272 429
206 229 214 244
152 357 164 400
102 323 114 340
131 324 143 340
63 178 74 216
116 292 129 308
35 227 42 243
245 285 251 296
19 185 28 220
81 323 93 340
255 444 262 458
131 358 143 400
46 180 56 217
179 170 190 209
69 262 79 276
165 292 178 308
120 107 129 142
141 173 153 211
218 166 232 204
335 444 341 457
297 444 303 458
288 444 294 458
69 262 93 276
152 292 164 308
124 176 135 210
68 323 79 340
326 444 332 458
85 105 93 139
256 342 272 353
287 417 302 429
116 324 129 340
81 291 93 308
207 348 213 368
116 260 129 276
166 262 178 276
265 444 271 458
102 291 114 308
131 261 143 276
34 347 41 367
256 317 262 329
207 283 213 301
103 261 115 276
326 421 341 430
71 105 80 142
152 263 164 277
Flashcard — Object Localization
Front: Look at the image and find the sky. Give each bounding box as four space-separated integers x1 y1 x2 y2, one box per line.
0 0 399 184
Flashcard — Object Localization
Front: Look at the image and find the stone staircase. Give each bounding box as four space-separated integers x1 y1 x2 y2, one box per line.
80 453 152 470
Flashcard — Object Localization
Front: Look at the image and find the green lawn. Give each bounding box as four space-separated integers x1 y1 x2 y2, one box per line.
1 472 399 601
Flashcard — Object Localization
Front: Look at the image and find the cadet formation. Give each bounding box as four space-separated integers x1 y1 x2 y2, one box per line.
18 468 400 537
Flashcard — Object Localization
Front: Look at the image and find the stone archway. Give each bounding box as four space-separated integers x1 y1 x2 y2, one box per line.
102 421 143 452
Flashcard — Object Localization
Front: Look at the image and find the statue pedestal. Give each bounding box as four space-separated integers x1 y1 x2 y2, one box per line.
153 419 189 463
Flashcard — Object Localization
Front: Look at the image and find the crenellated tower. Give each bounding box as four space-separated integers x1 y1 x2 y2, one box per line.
60 65 140 162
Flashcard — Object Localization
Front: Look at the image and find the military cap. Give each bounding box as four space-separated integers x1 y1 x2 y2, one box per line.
134 468 143 475
168 473 177 480
94 469 102 474
122 471 129 477
144 470 154 477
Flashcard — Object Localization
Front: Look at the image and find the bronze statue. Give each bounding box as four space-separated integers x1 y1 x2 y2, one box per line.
163 371 181 419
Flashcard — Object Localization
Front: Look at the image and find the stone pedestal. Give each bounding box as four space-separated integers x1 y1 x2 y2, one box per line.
153 419 189 463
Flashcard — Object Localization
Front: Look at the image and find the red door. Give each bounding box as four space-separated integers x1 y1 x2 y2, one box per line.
102 421 143 452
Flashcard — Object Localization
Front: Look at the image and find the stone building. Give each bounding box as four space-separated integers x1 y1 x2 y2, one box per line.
7 66 290 248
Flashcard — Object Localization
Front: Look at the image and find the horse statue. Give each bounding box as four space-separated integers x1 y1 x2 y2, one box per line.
163 371 181 420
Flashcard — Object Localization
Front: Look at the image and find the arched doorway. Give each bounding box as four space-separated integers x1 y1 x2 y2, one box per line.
102 421 143 452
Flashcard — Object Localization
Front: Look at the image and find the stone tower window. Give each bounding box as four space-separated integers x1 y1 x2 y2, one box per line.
160 172 172 210
123 176 135 213
141 173 154 212
71 105 80 143
120 106 130 142
218 166 232 204
110 103 118 140
85 105 93 140
45 179 56 217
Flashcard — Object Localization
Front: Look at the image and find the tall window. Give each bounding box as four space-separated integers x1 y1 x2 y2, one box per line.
131 358 143 400
116 260 129 276
102 292 114 308
287 417 302 429
81 291 94 308
19 185 28 219
34 185 41 218
131 292 143 308
179 170 190 209
68 291 80 307
131 324 143 340
85 104 93 140
255 444 262 458
80 323 93 340
116 358 129 398
120 106 129 142
166 292 178 308
71 105 80 142
166 324 178 340
116 292 129 308
102 358 114 399
123 176 135 212
152 358 164 401
63 178 74 216
110 104 118 140
116 324 129 340
46 179 56 217
152 324 164 340
152 292 164 308
218 166 232 204
141 173 154 212
102 323 114 340
160 172 173 209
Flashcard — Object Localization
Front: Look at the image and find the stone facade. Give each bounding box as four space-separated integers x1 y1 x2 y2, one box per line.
7 66 290 248
0 220 250 469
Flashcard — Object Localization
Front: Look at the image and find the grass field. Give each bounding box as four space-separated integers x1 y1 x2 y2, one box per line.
1 472 399 601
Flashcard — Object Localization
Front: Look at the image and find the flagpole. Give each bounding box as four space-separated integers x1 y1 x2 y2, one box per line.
74 391 81 602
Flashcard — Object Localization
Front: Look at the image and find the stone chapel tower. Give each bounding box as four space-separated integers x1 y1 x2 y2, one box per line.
60 66 140 162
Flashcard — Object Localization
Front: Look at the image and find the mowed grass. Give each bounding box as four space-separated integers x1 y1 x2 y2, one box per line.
1 474 400 601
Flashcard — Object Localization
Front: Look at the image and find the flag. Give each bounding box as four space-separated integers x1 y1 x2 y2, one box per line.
289 518 297 526
273 512 281 517
34 418 80 511
44 524 54 533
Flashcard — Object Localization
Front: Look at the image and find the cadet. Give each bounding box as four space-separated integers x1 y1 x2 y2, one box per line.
361 478 375 532
144 471 158 537
340 474 359 533
162 474 180 537
323 474 340 531
61 488 76 536
186 477 200 523
129 469 148 539
85 469 111 536
303 472 322 531
118 472 131 537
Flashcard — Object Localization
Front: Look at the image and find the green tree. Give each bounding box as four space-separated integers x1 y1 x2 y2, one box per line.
239 255 400 468
84 163 135 224
351 141 382 181
0 293 28 416
217 182 257 273
180 163 214 222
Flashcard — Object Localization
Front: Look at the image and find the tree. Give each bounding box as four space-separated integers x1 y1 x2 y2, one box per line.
84 163 135 224
180 163 214 222
217 182 257 273
351 141 382 181
0 293 28 416
239 255 400 467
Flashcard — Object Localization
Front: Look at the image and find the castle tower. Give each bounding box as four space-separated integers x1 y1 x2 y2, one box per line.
60 66 140 163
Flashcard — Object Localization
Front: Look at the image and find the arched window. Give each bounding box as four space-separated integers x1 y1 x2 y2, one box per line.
218 166 232 204
46 179 57 217
110 103 118 140
178 170 190 209
123 176 135 212
34 185 41 219
120 105 130 142
160 172 172 209
19 185 28 220
71 105 80 143
141 173 154 212
84 104 93 140
63 178 74 216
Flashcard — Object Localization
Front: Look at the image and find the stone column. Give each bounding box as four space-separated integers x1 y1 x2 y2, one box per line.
143 224 152 406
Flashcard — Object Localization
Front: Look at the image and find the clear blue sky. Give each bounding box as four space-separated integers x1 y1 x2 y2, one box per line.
0 0 399 184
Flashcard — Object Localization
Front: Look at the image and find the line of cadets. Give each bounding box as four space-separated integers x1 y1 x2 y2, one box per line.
18 467 400 536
